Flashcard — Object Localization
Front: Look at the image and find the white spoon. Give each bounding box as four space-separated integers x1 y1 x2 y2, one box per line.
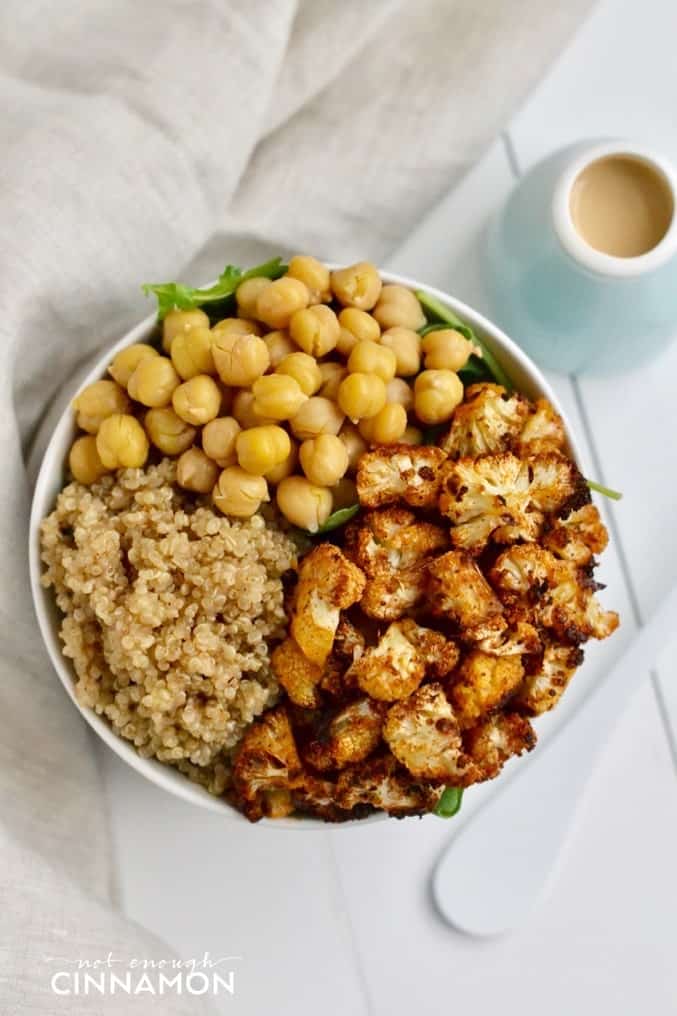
432 582 677 936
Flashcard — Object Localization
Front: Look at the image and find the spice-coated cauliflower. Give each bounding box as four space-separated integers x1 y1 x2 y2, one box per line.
448 650 525 728
336 754 442 816
463 712 536 781
290 544 365 666
517 397 567 455
383 683 476 784
232 706 302 820
303 698 385 772
271 637 323 708
356 445 446 509
425 549 506 638
441 383 530 459
513 642 584 715
543 503 608 566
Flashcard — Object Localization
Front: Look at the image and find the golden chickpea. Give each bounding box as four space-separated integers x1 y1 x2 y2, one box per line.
358 403 408 445
421 328 479 371
176 447 219 493
276 352 322 396
256 277 310 329
318 361 347 401
212 333 270 387
213 466 269 518
73 380 131 434
172 375 221 425
236 277 272 319
332 476 358 511
276 476 332 532
265 439 299 485
337 373 387 421
68 435 109 484
299 434 349 487
108 343 159 387
338 423 368 472
231 390 274 429
336 326 360 358
372 285 426 331
386 377 414 412
251 374 307 420
287 256 331 303
212 317 263 338
347 340 397 383
236 425 291 476
162 308 210 353
400 425 423 446
202 416 241 467
338 307 380 344
289 304 340 358
263 330 297 368
414 369 464 425
331 262 382 310
290 397 345 440
170 326 215 379
128 356 180 408
96 414 149 469
380 327 421 377
144 407 197 455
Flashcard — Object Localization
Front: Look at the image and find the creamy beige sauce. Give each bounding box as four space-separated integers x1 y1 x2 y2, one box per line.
570 155 673 257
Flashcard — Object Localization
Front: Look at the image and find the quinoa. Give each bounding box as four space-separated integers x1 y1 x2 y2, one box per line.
40 458 298 795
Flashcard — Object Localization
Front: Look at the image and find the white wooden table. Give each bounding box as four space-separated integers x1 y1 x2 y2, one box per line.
102 2 677 1011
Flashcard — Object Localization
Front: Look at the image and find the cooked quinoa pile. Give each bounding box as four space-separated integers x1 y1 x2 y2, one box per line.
40 459 297 794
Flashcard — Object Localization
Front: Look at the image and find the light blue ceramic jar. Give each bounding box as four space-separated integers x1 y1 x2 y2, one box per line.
485 141 677 374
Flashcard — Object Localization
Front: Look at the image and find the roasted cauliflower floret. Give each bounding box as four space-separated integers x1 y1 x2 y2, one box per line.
336 754 442 816
383 683 475 784
489 543 553 603
440 383 530 459
356 444 446 509
398 618 460 678
303 698 385 772
517 398 566 455
260 788 295 819
349 621 426 701
290 544 366 666
426 550 505 637
514 642 584 715
233 706 302 820
449 650 524 728
271 637 323 708
332 616 366 663
463 712 536 781
543 503 608 566
476 620 541 656
292 772 351 822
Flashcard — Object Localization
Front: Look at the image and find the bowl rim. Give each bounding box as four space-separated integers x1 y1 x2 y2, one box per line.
28 265 581 829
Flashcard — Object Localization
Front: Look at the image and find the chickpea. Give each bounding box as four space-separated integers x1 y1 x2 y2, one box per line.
213 466 269 518
73 380 131 434
108 343 159 387
289 304 340 358
337 373 387 421
128 356 180 408
68 435 109 485
414 369 464 424
236 277 272 319
232 390 274 429
299 434 349 487
421 328 479 371
170 326 215 379
336 326 360 358
202 416 241 467
263 330 297 368
372 285 426 331
331 261 382 310
251 374 307 420
172 375 221 425
287 256 331 303
380 327 421 377
265 439 299 485
236 425 291 475
338 423 368 472
276 476 332 533
318 361 347 401
212 332 270 387
338 307 380 344
332 476 358 511
400 425 423 446
289 397 345 440
347 340 397 383
256 277 309 329
358 403 408 445
162 308 209 354
276 352 322 396
95 414 149 469
176 447 219 493
145 407 197 455
386 377 414 412
212 317 263 338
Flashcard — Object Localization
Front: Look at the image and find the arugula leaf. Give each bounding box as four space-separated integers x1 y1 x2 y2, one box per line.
587 479 623 501
316 504 360 533
415 290 513 391
142 257 288 320
434 786 464 818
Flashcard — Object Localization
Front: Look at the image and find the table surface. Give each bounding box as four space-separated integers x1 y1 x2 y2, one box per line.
101 2 677 1012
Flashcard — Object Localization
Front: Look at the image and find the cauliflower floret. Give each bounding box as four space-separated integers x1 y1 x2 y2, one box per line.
332 616 366 663
356 444 446 509
292 773 351 822
359 564 429 620
383 683 475 784
449 650 524 728
271 637 323 708
440 383 530 459
336 754 442 816
426 549 505 637
349 621 426 701
463 712 536 781
291 544 366 666
397 618 460 678
489 543 553 602
260 789 295 819
517 398 566 455
233 706 302 820
303 697 385 772
543 503 608 566
514 642 584 715
476 620 541 656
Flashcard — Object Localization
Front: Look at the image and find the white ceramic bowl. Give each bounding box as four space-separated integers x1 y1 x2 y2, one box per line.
28 267 580 825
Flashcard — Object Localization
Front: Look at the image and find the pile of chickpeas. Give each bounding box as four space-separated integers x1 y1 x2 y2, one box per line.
68 258 479 531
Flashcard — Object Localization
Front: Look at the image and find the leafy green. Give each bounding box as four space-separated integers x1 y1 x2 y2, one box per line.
316 504 360 533
422 425 445 446
434 786 464 818
587 479 623 501
415 290 513 391
142 257 288 320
